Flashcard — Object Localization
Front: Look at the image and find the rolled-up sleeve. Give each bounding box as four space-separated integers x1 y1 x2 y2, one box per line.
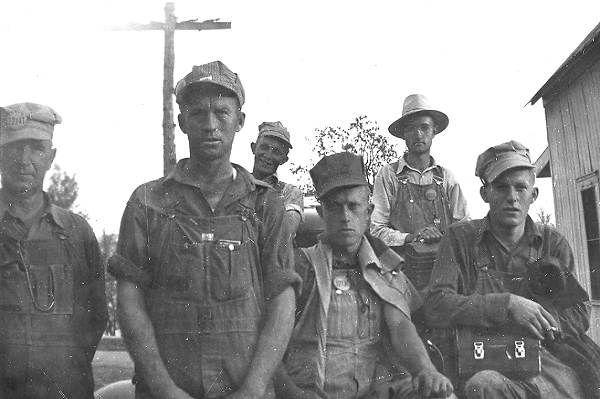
425 229 510 328
108 194 152 287
443 168 469 223
282 184 305 221
371 164 408 246
259 189 302 301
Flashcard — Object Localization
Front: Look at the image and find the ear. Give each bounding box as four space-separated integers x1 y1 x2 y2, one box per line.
367 203 374 216
280 154 289 165
178 114 188 135
250 142 256 154
236 111 245 132
49 148 57 166
531 187 539 203
480 185 489 203
316 204 323 218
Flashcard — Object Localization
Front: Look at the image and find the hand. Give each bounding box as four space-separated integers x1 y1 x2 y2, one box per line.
508 294 559 340
412 368 453 398
412 226 443 244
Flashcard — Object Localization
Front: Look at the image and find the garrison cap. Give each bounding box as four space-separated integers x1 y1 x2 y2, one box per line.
310 152 369 199
175 61 245 107
0 103 61 146
475 140 534 183
257 121 292 148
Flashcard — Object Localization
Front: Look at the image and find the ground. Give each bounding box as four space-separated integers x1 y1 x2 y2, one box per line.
93 350 134 389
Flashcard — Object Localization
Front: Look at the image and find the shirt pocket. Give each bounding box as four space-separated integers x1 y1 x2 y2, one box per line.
209 240 253 302
0 261 26 313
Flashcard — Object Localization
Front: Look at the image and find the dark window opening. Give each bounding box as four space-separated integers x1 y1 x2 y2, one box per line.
582 187 600 299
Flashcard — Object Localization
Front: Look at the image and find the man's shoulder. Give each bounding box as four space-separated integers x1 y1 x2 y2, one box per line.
128 176 174 205
48 204 95 238
447 218 484 240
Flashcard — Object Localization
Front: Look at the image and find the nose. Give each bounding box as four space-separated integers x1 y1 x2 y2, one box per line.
507 187 519 203
340 205 351 222
203 111 219 132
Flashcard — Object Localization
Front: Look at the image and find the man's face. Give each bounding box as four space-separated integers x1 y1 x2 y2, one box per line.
251 135 289 178
481 168 538 230
403 114 436 155
320 185 373 249
0 139 55 196
178 90 244 161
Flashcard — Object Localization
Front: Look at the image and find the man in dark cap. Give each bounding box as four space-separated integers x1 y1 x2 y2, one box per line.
371 94 468 291
0 103 107 398
275 152 454 399
251 121 304 235
110 61 300 399
425 141 600 398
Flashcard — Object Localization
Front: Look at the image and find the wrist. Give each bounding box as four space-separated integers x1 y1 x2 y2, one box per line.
405 233 415 244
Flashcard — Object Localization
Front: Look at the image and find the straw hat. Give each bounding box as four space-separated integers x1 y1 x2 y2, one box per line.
388 94 449 139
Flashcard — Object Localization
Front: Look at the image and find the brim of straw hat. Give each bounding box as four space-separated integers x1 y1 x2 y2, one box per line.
388 109 449 139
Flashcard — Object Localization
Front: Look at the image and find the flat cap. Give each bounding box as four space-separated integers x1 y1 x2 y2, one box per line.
175 61 245 107
475 140 534 183
0 103 62 146
310 152 369 199
258 121 292 148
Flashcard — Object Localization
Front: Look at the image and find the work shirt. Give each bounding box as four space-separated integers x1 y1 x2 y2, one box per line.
371 156 469 247
425 216 591 398
261 174 304 221
109 160 300 398
287 234 421 398
0 193 107 399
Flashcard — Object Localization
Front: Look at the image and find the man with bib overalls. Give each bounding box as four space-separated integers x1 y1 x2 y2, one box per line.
425 141 600 398
0 103 108 398
370 94 468 292
275 152 454 399
110 61 300 399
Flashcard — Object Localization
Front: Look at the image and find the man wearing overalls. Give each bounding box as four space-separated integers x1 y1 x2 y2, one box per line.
110 61 300 399
370 94 468 292
275 152 454 399
250 121 304 236
0 103 108 398
425 141 599 398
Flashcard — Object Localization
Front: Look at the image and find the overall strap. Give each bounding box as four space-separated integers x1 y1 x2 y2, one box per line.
432 166 453 231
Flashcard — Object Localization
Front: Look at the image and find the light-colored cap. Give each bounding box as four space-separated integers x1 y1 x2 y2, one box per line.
475 140 535 183
175 60 245 106
0 103 61 146
258 121 292 148
388 94 449 139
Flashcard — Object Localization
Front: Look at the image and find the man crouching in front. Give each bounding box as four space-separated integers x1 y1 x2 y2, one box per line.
275 152 454 399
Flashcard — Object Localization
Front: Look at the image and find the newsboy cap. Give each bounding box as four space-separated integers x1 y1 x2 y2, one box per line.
475 140 534 183
258 121 292 148
175 60 245 107
310 152 369 199
0 103 62 146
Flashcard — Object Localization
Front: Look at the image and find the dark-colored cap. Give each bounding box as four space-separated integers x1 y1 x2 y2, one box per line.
310 152 369 199
257 121 292 148
475 140 534 183
0 103 62 146
388 94 449 139
175 61 245 106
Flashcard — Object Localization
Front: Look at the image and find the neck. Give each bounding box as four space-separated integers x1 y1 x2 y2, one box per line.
330 239 362 263
252 169 272 181
0 189 45 220
488 219 526 247
405 152 431 172
186 156 233 185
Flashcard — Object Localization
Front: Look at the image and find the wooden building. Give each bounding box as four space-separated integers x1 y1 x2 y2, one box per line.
530 22 600 342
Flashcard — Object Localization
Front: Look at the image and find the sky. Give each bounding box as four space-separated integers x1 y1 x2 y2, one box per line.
1 0 599 235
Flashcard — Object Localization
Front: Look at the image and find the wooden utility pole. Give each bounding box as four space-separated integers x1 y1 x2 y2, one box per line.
114 3 231 175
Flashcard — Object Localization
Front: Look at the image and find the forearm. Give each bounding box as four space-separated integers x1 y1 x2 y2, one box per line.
370 222 408 247
241 286 295 397
387 310 436 374
117 280 177 396
285 210 302 237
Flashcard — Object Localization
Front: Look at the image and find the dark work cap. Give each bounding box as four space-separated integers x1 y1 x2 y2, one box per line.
475 140 534 183
175 61 245 107
258 121 292 148
310 152 369 199
0 103 61 146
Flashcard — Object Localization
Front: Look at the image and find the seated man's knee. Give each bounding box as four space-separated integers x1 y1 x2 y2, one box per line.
464 370 511 398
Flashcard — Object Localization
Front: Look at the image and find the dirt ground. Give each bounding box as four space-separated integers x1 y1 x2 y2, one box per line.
92 350 134 390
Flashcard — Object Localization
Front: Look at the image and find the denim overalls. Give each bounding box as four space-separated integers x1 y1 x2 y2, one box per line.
137 191 271 398
0 213 95 399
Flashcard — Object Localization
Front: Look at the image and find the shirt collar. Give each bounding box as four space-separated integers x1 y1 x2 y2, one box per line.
395 155 437 175
258 173 279 187
165 158 238 187
476 215 543 246
0 193 66 229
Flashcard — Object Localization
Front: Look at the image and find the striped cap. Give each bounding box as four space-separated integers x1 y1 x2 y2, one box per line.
175 61 245 107
258 121 292 148
0 103 61 146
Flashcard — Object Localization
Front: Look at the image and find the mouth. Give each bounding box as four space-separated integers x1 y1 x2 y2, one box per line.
502 207 520 213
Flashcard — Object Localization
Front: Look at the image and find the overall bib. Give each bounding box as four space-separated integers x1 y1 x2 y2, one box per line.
138 193 270 398
0 223 94 399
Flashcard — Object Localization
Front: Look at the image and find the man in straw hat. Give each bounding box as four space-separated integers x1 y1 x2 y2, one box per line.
251 121 304 236
0 103 107 398
110 61 300 399
275 152 454 399
425 140 600 398
371 94 469 292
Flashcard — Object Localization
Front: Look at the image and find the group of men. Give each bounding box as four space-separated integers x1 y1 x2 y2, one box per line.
0 59 598 399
